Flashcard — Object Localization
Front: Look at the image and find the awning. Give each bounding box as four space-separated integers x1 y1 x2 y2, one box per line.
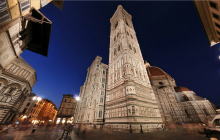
24 8 52 57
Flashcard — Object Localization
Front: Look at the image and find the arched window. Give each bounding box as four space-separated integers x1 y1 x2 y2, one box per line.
129 44 132 50
114 48 117 56
118 45 120 52
114 36 116 42
126 31 129 36
131 35 133 39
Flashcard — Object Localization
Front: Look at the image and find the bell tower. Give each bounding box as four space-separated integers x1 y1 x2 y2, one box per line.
105 5 162 129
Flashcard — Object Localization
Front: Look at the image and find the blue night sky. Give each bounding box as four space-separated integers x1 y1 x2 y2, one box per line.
21 2 220 108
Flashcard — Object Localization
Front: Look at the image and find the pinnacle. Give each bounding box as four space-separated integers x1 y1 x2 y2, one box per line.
117 5 123 9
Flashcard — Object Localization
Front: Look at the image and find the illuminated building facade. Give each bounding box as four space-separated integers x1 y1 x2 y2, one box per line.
17 93 44 123
38 99 57 123
0 0 63 124
0 57 36 123
0 0 64 69
74 57 108 126
75 6 163 131
74 5 217 131
194 1 220 46
146 62 217 124
55 94 77 124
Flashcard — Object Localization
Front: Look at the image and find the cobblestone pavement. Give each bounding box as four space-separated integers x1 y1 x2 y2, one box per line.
0 127 210 140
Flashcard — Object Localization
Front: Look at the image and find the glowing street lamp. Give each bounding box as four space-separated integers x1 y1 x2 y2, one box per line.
37 97 42 101
75 96 80 101
33 96 42 101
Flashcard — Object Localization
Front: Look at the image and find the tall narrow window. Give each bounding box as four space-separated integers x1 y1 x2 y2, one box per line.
132 106 135 115
115 22 118 29
100 98 103 103
118 45 121 52
126 21 129 26
117 33 119 37
129 44 132 50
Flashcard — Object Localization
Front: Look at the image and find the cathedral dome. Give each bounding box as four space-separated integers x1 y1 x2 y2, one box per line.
147 66 173 79
174 86 191 92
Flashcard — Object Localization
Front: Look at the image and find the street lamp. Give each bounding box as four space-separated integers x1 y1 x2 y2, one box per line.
75 96 80 101
33 96 42 101
37 97 42 101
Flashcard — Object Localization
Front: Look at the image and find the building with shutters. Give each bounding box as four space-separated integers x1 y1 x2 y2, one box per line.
74 5 217 131
0 0 63 70
55 94 77 124
0 0 63 124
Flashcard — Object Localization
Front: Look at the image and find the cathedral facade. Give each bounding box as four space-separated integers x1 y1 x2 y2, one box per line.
74 5 217 130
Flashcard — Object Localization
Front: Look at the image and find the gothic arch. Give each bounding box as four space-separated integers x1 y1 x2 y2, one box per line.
8 83 22 90
0 78 8 86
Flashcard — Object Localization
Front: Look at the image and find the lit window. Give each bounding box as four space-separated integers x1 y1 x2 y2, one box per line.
99 110 102 118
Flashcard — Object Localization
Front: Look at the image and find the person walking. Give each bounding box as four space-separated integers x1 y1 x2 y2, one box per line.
31 124 38 134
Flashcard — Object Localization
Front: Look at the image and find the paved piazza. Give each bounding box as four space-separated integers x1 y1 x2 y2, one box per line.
0 126 211 140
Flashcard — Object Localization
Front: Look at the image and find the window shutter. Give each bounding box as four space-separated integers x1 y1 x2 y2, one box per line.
20 0 30 13
0 9 10 24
